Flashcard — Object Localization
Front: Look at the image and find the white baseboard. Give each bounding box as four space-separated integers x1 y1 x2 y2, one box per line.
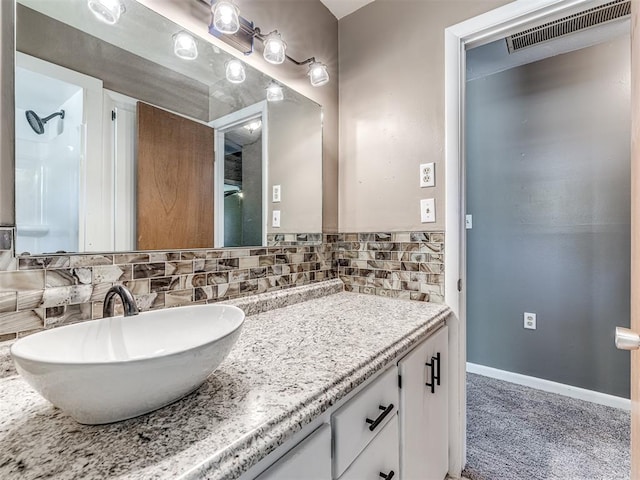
466 362 631 411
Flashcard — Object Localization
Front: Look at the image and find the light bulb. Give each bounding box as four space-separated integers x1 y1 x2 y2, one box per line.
226 59 246 83
212 1 240 34
173 32 198 60
263 32 287 65
308 61 329 87
266 82 284 102
87 0 124 25
243 120 262 133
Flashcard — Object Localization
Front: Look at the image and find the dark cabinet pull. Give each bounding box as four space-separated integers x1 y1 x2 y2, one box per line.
425 352 441 394
379 471 395 479
365 404 394 431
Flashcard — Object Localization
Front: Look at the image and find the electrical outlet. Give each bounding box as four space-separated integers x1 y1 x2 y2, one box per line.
420 163 435 187
272 185 281 203
524 312 536 330
420 198 436 223
272 210 281 228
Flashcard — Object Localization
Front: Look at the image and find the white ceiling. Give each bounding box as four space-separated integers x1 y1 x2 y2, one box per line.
320 0 375 20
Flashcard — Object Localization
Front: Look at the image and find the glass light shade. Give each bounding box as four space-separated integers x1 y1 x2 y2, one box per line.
226 59 246 84
308 61 329 87
263 32 287 65
87 0 124 25
266 82 284 102
173 32 198 60
212 1 240 34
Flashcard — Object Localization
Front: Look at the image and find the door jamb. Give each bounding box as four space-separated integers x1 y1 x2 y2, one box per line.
443 0 592 475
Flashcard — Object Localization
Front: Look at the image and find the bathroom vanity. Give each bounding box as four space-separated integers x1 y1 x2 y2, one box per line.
0 280 452 479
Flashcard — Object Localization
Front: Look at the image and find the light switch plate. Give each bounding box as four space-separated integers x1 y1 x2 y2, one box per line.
465 214 473 229
272 210 281 228
420 198 435 223
420 163 435 188
272 185 281 203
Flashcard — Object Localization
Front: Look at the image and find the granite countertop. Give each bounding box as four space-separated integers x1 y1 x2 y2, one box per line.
0 280 451 480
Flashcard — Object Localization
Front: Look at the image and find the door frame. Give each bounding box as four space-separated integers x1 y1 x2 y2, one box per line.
443 0 599 474
210 101 269 248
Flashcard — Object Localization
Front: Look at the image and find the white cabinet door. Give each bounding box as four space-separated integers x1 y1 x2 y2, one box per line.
338 416 399 480
398 326 448 480
255 424 331 480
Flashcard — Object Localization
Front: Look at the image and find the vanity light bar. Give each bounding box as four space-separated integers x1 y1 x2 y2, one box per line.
208 0 329 87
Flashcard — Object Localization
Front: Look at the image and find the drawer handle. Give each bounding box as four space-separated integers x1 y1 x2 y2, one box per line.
425 352 441 394
365 404 394 431
379 470 395 479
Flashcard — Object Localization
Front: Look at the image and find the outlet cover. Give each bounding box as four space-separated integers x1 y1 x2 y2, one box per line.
420 198 436 223
272 210 281 228
420 163 435 187
273 185 281 203
524 312 536 330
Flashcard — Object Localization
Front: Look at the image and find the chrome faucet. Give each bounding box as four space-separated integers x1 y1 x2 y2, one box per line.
103 285 139 318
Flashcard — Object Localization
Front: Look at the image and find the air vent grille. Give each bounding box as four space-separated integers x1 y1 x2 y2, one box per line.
506 0 630 53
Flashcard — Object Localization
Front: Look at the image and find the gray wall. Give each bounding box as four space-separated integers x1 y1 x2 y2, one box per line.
466 36 631 397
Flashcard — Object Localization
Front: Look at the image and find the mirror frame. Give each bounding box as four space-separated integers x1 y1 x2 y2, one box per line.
0 0 15 228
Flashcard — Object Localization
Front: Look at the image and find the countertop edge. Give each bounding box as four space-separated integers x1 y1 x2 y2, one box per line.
178 304 452 480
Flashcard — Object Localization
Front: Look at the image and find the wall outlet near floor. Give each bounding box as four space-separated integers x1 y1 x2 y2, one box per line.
524 312 536 330
272 185 281 203
272 210 281 227
420 162 435 187
420 198 436 223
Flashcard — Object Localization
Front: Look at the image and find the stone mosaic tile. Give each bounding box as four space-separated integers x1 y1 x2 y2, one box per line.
150 276 186 293
133 263 166 279
16 290 43 310
114 253 150 264
90 283 114 303
0 309 44 335
0 292 17 313
46 268 92 287
165 289 193 307
93 265 133 283
148 252 181 263
166 261 194 276
207 272 229 285
0 231 439 337
124 279 150 295
69 255 113 267
45 303 92 328
18 256 70 270
41 285 94 308
0 270 44 292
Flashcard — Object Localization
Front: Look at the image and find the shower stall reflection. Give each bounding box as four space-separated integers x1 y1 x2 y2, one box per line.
15 64 82 254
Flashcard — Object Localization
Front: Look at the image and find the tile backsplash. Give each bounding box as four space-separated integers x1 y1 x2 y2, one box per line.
0 229 444 340
331 232 444 303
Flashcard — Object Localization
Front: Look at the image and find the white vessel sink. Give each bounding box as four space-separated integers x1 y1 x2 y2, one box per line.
10 303 245 424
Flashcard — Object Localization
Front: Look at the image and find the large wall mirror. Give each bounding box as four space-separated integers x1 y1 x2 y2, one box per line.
13 0 323 255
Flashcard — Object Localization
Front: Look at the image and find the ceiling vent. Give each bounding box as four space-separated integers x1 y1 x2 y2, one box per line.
506 0 630 53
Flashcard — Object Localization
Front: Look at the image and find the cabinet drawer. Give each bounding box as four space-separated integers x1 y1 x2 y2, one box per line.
332 366 399 478
255 424 331 480
337 415 399 480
